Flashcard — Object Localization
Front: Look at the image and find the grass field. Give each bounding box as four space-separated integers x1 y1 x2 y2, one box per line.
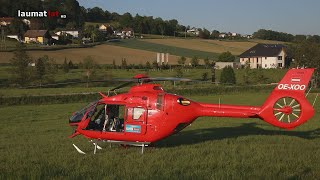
1 92 320 179
107 39 220 60
141 39 256 55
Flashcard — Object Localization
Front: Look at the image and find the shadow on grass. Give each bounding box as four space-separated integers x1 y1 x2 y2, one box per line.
156 122 320 147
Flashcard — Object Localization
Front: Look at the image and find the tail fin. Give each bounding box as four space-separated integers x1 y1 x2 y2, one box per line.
258 68 315 129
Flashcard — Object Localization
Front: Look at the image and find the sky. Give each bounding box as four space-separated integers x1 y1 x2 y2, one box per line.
78 0 320 35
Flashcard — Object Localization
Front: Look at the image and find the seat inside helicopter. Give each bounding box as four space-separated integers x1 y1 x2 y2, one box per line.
86 104 125 132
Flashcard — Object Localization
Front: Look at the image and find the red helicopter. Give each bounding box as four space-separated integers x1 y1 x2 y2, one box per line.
69 68 315 154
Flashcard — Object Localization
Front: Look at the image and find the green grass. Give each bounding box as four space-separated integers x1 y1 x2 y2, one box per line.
1 93 320 179
107 39 220 59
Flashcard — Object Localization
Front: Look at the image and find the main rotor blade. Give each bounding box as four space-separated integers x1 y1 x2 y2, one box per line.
109 82 133 91
21 76 197 89
21 80 109 89
146 77 197 82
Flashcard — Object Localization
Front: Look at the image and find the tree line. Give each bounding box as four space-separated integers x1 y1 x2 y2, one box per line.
1 0 186 37
253 29 320 43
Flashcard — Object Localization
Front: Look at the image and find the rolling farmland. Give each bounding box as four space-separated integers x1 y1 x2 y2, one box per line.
0 38 283 64
0 44 181 64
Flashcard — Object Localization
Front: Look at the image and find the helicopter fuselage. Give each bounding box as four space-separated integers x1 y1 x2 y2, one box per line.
70 83 261 143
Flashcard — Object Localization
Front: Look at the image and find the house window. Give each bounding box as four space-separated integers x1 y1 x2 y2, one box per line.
278 63 282 67
278 56 282 60
256 58 258 63
265 64 267 68
265 57 267 59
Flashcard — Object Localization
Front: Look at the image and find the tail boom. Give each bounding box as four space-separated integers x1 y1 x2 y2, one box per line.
197 68 315 129
198 103 261 118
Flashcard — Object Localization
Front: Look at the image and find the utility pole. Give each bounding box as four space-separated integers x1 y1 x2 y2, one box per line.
211 61 216 84
0 27 6 50
185 28 187 39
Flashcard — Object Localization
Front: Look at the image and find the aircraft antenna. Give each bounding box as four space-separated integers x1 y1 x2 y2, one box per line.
312 93 318 107
305 86 312 97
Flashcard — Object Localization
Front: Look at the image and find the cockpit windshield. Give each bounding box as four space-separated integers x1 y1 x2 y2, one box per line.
69 101 98 123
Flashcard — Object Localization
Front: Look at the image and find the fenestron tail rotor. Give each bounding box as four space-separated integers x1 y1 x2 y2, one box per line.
273 97 301 124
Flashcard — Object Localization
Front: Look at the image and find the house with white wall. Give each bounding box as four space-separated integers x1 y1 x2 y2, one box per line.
99 24 113 34
187 28 199 36
55 30 80 38
239 44 288 69
215 62 241 69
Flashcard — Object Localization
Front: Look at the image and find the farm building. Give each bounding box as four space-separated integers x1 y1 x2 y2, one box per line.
187 28 200 36
0 17 13 26
239 44 289 69
24 30 51 44
55 30 80 38
215 62 241 69
99 24 113 31
121 28 134 38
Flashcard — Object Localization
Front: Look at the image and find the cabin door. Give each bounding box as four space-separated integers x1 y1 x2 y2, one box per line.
125 106 147 135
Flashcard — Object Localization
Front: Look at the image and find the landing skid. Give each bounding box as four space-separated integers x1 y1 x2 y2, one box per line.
72 140 151 154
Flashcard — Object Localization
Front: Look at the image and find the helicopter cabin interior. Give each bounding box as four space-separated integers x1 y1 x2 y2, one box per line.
86 103 147 134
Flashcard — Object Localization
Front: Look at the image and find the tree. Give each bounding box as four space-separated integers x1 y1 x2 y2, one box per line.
68 60 74 69
112 59 117 69
121 58 128 69
86 7 106 22
63 57 69 73
202 72 209 81
220 66 236 84
191 56 199 67
82 56 97 88
177 56 186 66
252 29 294 42
243 61 251 84
119 12 133 28
9 44 32 86
152 60 158 70
35 56 46 86
146 61 151 69
9 18 28 37
291 41 320 68
198 28 210 39
175 67 183 78
203 57 210 68
210 30 220 39
35 55 57 86
218 51 235 62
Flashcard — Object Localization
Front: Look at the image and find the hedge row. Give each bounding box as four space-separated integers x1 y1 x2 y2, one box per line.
0 93 101 106
0 85 278 106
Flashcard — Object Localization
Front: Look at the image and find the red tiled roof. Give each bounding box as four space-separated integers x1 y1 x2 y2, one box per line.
122 27 133 31
0 17 14 22
24 30 49 38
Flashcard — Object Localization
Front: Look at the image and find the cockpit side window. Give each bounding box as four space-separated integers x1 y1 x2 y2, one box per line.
85 104 125 133
156 94 164 110
132 108 144 120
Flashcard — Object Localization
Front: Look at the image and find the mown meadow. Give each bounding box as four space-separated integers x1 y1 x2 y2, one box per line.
1 92 320 179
